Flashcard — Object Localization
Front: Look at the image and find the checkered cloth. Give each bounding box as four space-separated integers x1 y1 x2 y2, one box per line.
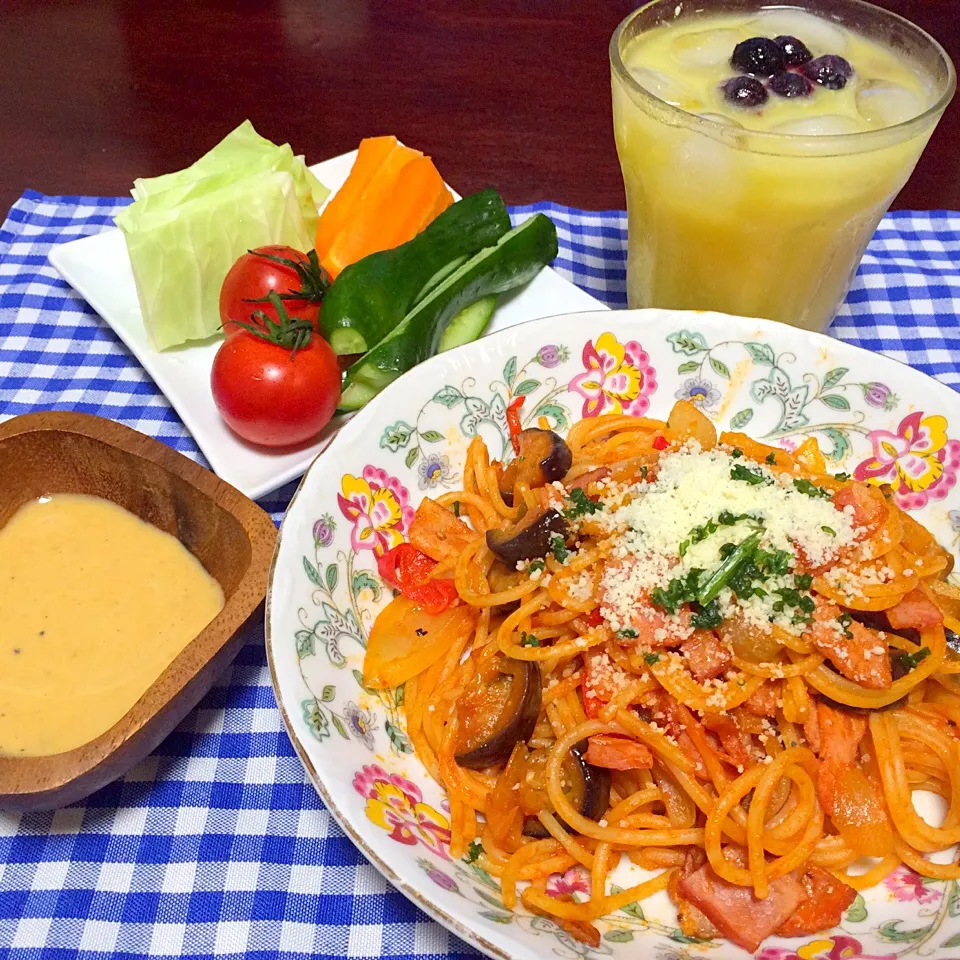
2 190 960 959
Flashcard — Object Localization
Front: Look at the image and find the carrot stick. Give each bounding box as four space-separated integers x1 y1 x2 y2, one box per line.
314 136 416 259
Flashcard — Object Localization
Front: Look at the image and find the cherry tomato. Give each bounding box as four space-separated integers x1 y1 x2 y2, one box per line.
220 246 329 338
210 327 341 448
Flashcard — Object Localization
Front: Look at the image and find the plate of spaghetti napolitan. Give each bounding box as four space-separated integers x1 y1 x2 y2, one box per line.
267 308 960 960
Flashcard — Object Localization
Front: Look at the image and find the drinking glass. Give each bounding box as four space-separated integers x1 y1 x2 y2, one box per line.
610 0 955 331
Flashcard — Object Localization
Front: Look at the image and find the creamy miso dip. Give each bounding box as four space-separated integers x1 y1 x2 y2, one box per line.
0 494 224 757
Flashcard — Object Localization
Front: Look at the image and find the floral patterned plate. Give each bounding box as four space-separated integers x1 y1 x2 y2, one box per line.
266 309 960 960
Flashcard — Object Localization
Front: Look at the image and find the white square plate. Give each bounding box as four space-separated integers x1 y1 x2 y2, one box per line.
48 151 606 500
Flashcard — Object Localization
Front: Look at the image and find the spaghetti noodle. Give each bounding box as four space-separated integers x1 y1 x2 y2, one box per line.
362 399 960 953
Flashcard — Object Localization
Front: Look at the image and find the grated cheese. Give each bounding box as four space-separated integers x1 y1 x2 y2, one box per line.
596 444 856 634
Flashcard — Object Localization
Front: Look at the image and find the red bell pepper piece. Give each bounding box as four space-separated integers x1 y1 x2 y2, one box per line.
506 396 524 454
376 543 458 614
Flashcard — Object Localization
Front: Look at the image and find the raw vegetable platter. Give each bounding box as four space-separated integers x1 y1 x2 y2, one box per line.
267 307 960 960
50 150 605 500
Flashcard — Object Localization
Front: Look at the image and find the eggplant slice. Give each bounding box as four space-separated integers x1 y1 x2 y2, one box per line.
486 506 568 566
499 429 573 505
523 741 612 837
455 659 542 769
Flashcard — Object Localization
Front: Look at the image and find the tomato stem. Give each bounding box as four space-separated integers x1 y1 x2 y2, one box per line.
241 248 330 303
231 291 316 359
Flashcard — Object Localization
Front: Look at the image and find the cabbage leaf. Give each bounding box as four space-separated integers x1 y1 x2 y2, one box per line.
116 121 328 350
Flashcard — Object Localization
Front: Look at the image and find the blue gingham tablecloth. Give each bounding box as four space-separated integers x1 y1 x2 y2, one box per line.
2 191 960 960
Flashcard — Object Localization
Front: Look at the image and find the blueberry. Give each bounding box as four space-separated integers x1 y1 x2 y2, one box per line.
769 71 812 98
731 37 785 77
774 35 813 67
802 54 854 90
722 75 769 109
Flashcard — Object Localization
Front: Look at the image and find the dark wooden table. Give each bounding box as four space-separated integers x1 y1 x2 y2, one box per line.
2 0 958 215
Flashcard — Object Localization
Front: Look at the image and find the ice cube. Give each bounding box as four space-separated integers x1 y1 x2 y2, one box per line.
773 114 860 136
670 29 740 69
676 129 737 187
629 67 697 107
856 79 926 126
752 9 848 54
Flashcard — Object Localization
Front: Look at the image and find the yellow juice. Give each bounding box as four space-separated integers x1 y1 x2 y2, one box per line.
611 2 954 330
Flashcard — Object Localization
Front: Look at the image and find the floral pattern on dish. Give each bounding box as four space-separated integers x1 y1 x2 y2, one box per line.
269 311 960 960
854 412 960 510
569 331 657 418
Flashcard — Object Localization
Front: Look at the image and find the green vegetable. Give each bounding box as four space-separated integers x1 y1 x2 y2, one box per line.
465 840 483 863
551 534 569 563
691 600 723 629
116 121 327 350
339 214 558 411
697 532 762 606
898 646 931 671
438 296 498 353
651 569 705 615
643 653 660 665
520 632 540 647
564 488 603 520
320 190 511 355
793 478 831 499
730 464 769 486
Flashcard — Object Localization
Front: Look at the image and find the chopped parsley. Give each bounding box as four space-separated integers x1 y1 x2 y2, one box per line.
726 542 793 600
679 512 761 557
899 646 931 671
793 478 831 500
730 463 770 486
528 559 545 573
651 568 705 615
551 535 569 563
821 525 836 537
691 600 723 629
719 510 757 526
698 532 762 605
731 448 743 458
640 465 649 481
617 628 639 640
772 587 815 624
794 573 813 590
452 500 461 517
838 612 854 639
834 472 851 482
520 632 540 647
766 452 777 465
464 840 483 863
643 652 661 665
564 487 603 520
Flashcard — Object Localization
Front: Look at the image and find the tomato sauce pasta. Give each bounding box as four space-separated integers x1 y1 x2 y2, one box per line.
362 400 960 953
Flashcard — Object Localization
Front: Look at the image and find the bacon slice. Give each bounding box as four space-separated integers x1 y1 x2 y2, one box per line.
677 862 806 953
680 630 732 683
809 601 891 690
777 865 857 937
743 682 779 717
584 735 653 771
887 587 943 631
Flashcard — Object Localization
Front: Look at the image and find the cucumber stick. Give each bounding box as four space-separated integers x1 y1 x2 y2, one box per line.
438 296 497 352
320 189 511 355
339 214 557 411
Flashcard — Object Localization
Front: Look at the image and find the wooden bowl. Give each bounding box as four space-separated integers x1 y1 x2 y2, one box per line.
0 411 278 810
